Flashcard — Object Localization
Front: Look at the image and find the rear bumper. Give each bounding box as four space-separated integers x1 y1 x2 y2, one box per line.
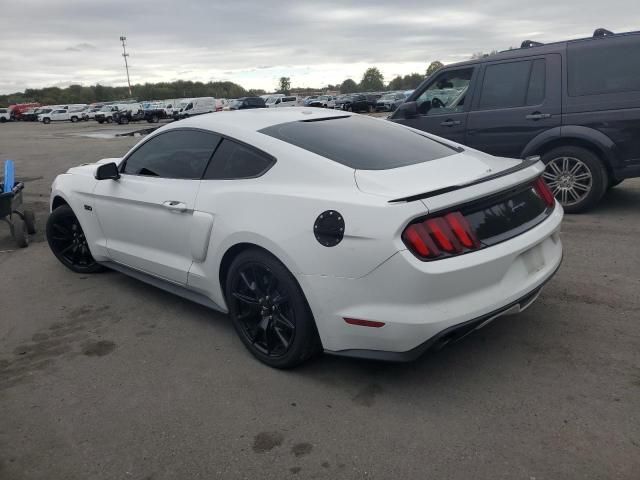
326 267 555 362
299 203 563 359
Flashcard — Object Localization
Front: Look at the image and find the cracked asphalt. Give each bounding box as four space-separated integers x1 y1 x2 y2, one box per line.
0 120 639 479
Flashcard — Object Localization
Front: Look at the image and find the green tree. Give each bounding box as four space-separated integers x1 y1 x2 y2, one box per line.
339 78 358 94
359 67 384 91
426 61 444 77
278 77 291 94
388 75 404 91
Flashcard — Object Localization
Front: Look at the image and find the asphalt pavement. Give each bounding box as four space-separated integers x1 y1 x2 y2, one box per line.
0 120 638 479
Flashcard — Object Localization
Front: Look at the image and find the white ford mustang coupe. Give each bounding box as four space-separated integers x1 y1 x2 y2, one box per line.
47 108 563 368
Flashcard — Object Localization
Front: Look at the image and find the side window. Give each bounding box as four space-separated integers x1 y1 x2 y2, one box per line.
203 139 275 180
416 68 473 115
478 61 531 109
526 59 546 105
123 130 221 179
568 37 640 96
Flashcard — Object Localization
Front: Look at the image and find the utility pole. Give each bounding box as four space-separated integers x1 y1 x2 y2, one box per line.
120 35 132 97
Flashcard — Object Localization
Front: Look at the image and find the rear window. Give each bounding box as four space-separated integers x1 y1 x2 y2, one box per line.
259 115 457 170
568 36 640 96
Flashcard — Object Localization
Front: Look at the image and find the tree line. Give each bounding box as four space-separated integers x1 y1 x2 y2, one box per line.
1 60 446 106
280 60 444 95
0 80 266 106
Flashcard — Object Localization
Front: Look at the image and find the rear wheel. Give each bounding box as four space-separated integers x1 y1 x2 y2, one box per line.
541 146 608 213
23 209 36 234
46 205 104 273
70 116 78 123
225 249 321 368
11 216 28 248
106 117 113 124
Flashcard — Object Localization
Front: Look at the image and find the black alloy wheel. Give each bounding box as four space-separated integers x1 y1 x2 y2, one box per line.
226 249 320 368
46 204 104 273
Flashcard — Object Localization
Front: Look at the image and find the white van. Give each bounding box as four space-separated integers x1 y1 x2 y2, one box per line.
267 96 299 108
0 108 11 122
175 97 216 118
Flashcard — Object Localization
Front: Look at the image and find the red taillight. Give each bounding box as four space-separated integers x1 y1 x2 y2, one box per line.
534 176 556 208
402 210 480 260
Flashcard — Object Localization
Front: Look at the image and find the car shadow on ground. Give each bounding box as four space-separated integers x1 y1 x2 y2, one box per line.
592 183 640 214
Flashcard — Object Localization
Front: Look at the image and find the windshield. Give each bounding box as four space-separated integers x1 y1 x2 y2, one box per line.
266 97 278 104
260 115 456 170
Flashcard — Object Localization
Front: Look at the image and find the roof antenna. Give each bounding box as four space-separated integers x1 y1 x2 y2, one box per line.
593 28 614 37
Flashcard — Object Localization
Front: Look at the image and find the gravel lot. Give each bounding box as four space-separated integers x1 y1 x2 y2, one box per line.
0 120 639 480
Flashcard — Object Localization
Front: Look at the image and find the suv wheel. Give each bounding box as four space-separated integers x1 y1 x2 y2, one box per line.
541 146 608 213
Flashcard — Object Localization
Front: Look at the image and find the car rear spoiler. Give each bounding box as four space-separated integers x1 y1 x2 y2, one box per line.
388 156 542 203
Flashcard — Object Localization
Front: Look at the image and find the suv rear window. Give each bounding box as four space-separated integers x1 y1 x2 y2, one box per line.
259 115 457 170
568 36 640 96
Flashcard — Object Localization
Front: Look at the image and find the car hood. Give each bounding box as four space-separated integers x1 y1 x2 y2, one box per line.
354 150 522 200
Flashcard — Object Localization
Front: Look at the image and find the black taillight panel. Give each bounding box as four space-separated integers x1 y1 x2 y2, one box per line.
402 178 554 261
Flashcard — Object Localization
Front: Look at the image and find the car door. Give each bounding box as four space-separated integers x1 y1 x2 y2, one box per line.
393 66 477 144
188 138 277 303
93 129 221 284
465 55 561 158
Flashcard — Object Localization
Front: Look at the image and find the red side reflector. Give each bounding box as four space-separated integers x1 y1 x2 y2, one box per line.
534 177 555 207
344 318 385 328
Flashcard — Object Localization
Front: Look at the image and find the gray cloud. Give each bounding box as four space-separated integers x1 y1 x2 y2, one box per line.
0 0 636 93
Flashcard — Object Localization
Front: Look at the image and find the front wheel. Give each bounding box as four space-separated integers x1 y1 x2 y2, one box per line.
541 146 608 213
70 116 78 123
225 249 321 368
46 205 104 273
106 117 113 124
43 118 51 124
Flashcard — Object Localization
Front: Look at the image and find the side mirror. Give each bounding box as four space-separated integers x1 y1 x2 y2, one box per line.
395 101 418 119
95 162 120 180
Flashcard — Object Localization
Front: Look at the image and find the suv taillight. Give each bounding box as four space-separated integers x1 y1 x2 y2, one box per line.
533 176 556 208
402 211 480 260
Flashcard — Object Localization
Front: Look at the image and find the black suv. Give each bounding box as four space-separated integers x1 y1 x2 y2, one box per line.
229 97 266 110
391 28 640 212
337 94 380 113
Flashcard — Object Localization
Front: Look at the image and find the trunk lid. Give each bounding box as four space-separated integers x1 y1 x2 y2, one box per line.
354 151 522 200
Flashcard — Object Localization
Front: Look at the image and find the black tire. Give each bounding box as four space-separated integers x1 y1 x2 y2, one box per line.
0 117 6 123
225 249 321 368
97 119 104 124
46 204 104 273
119 117 129 125
12 217 28 248
106 117 113 124
23 209 36 234
151 115 159 123
43 118 51 124
608 178 624 189
70 116 78 123
541 146 608 214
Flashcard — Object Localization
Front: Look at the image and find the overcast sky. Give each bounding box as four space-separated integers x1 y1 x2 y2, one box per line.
1 0 637 94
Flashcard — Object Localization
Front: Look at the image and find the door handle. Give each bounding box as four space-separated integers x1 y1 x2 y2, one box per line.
162 200 188 212
526 112 552 120
440 119 461 127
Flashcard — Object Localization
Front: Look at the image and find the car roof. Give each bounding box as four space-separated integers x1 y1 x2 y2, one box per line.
167 107 352 134
442 29 640 69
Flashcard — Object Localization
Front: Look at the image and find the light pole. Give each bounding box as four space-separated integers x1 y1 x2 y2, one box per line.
120 35 132 97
